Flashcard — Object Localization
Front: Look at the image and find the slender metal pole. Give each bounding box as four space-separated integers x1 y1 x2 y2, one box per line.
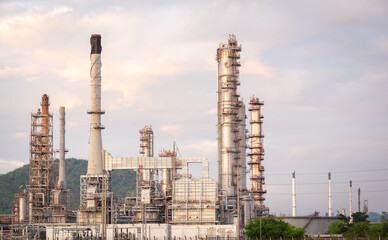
328 172 332 217
237 164 240 240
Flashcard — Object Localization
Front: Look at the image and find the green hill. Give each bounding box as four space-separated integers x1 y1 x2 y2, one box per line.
0 158 136 214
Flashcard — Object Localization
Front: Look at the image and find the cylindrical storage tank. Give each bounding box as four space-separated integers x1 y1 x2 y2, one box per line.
19 196 27 222
243 195 252 225
28 192 33 222
162 169 171 195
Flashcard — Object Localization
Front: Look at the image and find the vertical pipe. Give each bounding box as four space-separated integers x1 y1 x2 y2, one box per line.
358 187 361 213
57 106 66 188
349 180 353 223
328 172 332 217
87 34 104 175
292 171 296 217
238 102 247 190
19 196 27 222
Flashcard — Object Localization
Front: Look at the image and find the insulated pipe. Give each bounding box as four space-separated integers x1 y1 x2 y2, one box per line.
41 94 49 135
87 34 104 175
19 196 27 222
57 106 66 188
328 172 332 217
238 102 247 189
292 171 296 217
243 195 252 225
349 180 353 223
162 169 170 195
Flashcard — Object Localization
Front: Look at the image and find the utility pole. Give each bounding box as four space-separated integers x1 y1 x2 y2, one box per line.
237 163 240 240
102 174 107 240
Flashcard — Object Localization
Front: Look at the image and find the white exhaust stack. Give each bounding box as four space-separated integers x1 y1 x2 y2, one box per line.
349 180 353 223
87 34 105 175
292 171 296 216
328 172 332 217
358 187 361 212
57 106 66 188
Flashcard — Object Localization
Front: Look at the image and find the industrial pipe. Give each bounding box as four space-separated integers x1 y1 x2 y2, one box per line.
57 106 66 188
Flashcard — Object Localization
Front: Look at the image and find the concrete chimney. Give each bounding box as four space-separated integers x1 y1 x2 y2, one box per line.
87 34 105 175
57 106 66 187
292 171 296 216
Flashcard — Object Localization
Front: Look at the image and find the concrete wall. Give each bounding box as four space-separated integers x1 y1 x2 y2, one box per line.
282 216 338 235
46 223 237 240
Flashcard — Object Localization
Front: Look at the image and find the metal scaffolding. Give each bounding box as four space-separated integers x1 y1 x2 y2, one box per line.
171 178 218 224
28 94 55 223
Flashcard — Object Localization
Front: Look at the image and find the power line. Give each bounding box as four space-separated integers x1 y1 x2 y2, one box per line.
267 189 388 195
266 179 388 186
266 168 388 176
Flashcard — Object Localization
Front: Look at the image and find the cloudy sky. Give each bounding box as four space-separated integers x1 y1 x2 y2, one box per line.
1 0 387 216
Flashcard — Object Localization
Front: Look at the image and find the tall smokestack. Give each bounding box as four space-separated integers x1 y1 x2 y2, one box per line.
87 34 105 175
328 172 332 217
57 106 66 187
358 187 361 212
349 180 353 223
292 171 296 216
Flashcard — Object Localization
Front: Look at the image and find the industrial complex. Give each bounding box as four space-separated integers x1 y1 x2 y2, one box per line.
2 34 269 239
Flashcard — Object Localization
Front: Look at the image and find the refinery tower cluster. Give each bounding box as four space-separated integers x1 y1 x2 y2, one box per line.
6 34 268 239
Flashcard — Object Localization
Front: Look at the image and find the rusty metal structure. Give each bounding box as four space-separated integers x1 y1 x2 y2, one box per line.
13 98 74 226
248 96 268 216
27 94 55 223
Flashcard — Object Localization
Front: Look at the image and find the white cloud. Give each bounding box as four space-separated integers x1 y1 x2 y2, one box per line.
182 140 217 157
241 60 275 79
159 124 185 137
13 132 29 138
0 158 25 174
206 108 217 115
0 0 387 215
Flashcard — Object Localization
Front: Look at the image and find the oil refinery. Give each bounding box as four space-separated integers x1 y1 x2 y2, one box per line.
2 34 269 239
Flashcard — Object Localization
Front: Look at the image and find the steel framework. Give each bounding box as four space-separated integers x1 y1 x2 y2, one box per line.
28 94 55 223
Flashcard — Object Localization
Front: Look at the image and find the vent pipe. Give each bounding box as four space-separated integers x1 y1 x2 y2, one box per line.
349 180 353 223
57 106 66 188
292 171 296 217
328 172 332 217
358 187 361 212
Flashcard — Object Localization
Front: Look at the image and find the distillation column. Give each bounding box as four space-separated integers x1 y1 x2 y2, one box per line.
28 94 54 223
248 96 268 216
136 126 162 223
139 126 154 182
237 102 247 190
216 34 242 198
